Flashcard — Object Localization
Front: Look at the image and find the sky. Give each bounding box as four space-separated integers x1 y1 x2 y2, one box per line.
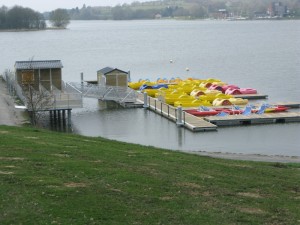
0 0 153 12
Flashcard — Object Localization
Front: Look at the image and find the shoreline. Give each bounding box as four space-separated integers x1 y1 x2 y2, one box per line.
0 76 299 163
191 151 300 163
0 27 66 32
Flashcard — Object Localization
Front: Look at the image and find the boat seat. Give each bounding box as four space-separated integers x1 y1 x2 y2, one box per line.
216 111 229 117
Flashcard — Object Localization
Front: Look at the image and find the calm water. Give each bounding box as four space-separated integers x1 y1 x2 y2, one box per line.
1 20 300 156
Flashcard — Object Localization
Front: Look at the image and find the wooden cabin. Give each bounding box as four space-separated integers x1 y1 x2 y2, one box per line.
97 67 128 87
15 60 63 91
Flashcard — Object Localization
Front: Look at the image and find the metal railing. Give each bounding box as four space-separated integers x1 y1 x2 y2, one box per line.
2 71 83 110
68 82 137 103
145 94 185 125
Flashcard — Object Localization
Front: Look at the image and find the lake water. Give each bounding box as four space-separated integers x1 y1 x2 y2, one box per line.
1 20 300 157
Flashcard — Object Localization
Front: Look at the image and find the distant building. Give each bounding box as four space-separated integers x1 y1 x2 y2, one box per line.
267 2 288 17
254 11 268 19
155 14 162 19
211 9 229 19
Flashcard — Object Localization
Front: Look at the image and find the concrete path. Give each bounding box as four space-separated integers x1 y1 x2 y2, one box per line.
0 77 24 126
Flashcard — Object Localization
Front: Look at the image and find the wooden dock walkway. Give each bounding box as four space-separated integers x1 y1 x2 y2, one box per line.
235 94 268 99
137 93 217 132
205 112 300 126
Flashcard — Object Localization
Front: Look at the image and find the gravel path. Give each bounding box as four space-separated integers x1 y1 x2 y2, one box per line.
0 77 25 126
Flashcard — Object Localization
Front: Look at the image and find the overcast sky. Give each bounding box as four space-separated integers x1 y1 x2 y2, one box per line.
1 0 153 12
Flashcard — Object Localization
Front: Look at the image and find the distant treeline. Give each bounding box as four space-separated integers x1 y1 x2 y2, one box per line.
65 0 300 20
0 6 46 29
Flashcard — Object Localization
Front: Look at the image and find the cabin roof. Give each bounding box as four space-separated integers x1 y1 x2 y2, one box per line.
15 60 63 70
98 67 128 75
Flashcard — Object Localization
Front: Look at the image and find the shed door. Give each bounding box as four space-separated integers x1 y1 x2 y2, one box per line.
21 70 34 85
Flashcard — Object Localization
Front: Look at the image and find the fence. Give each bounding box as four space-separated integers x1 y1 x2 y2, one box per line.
142 93 186 125
68 82 137 103
2 70 83 110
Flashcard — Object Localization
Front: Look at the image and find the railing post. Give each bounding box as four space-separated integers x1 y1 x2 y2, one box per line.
176 106 184 126
143 92 148 108
161 102 163 114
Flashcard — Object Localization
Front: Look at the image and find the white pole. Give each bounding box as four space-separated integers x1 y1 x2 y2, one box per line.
143 92 148 108
176 106 183 126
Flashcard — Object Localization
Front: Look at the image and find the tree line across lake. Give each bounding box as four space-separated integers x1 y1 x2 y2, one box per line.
68 0 300 20
0 6 70 30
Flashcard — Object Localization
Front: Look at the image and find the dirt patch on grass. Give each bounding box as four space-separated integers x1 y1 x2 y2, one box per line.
90 160 103 163
83 139 97 143
145 163 159 166
0 130 9 134
0 157 25 161
24 136 39 139
64 182 88 188
3 165 16 168
176 182 202 189
109 188 122 193
64 145 78 148
202 191 212 196
159 196 174 201
237 192 263 198
234 164 253 169
239 207 265 214
0 170 14 175
199 174 214 179
52 153 70 158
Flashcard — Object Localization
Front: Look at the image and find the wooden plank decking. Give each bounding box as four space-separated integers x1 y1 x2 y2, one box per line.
137 92 217 131
235 94 268 99
273 102 300 108
205 112 300 126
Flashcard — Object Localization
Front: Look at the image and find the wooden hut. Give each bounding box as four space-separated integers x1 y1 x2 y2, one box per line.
15 60 63 91
97 67 128 87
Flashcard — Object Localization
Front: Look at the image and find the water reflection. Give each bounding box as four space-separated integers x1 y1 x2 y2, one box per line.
71 98 300 157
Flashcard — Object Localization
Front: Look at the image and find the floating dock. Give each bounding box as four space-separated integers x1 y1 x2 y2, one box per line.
235 94 268 99
138 92 300 132
205 112 300 126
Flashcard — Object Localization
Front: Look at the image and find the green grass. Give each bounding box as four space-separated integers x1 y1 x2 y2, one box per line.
0 125 299 224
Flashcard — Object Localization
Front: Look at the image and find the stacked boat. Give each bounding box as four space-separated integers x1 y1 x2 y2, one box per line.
129 77 258 107
185 104 289 117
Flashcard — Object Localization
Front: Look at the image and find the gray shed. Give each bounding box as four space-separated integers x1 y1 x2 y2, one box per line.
97 67 128 87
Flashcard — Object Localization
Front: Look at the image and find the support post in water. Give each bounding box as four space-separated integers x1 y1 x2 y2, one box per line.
80 72 84 92
176 106 184 126
143 92 148 108
67 109 72 126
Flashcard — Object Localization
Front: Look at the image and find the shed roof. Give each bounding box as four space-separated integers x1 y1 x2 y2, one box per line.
98 67 128 75
15 60 63 70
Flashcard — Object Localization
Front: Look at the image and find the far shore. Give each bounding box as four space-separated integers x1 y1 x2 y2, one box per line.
0 27 66 32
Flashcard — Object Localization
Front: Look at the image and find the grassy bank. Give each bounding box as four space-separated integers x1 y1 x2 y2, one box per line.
0 125 299 224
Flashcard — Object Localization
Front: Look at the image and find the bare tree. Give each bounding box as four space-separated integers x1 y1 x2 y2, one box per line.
21 84 54 126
